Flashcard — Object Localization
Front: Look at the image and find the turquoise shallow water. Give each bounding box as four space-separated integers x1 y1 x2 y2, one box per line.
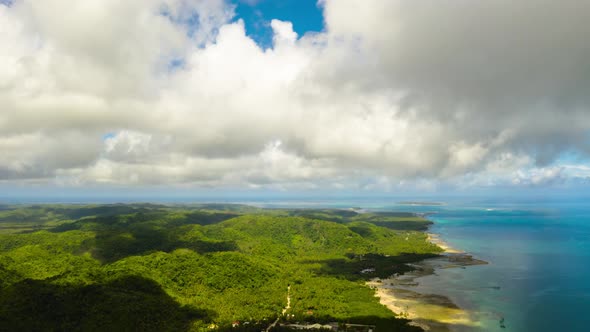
254 197 590 331
418 200 590 331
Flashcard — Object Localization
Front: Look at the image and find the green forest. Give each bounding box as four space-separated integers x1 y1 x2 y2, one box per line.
0 204 442 331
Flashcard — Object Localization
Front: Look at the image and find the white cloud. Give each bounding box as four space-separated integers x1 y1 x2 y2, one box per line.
1 0 590 191
512 167 566 187
271 19 298 46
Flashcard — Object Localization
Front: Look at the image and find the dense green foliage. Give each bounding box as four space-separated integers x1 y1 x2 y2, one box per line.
0 204 441 331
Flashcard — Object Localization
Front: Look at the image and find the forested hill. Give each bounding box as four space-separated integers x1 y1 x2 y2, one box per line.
0 204 441 331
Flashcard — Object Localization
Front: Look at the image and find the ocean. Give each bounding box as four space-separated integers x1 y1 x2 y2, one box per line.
407 198 590 331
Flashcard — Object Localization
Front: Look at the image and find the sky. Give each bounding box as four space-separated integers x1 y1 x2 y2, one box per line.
1 0 590 198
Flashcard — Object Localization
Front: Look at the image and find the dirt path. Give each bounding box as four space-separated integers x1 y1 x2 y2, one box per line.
266 285 291 332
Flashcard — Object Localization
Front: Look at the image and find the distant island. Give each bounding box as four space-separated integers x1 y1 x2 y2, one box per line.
397 201 445 206
0 204 443 331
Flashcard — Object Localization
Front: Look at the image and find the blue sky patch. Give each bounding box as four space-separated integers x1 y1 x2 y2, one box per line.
159 4 205 40
231 0 324 49
102 132 116 141
168 58 186 72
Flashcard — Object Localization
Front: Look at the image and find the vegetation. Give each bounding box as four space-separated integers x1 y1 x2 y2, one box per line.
0 204 441 331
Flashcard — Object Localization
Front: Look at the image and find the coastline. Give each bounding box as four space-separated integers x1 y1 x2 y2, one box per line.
369 229 488 331
426 233 463 254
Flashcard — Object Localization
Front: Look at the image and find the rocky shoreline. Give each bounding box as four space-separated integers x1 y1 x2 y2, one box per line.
368 236 488 332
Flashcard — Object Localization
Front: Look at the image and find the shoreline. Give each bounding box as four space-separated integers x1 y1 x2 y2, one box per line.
426 233 464 254
369 230 487 331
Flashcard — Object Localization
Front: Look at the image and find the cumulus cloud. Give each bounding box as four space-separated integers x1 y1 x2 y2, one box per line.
1 0 589 191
